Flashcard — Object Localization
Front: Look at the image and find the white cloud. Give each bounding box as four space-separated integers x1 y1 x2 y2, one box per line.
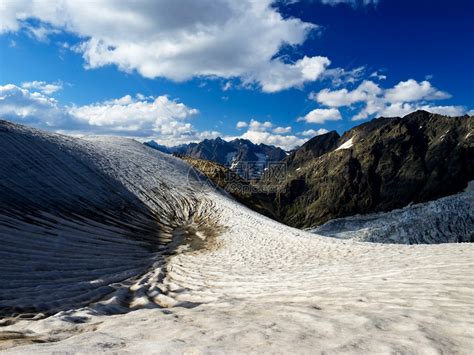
310 78 467 121
256 56 331 93
236 121 248 129
21 80 63 95
312 80 381 107
240 130 305 150
273 126 292 134
1 0 331 92
231 119 305 149
298 108 342 124
0 84 68 127
249 119 273 131
370 71 386 80
69 95 199 137
0 83 214 145
301 128 329 136
320 66 365 87
0 83 318 149
222 81 232 91
384 79 451 103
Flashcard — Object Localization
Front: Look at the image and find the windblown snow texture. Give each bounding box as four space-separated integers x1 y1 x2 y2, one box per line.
0 120 220 318
310 190 474 244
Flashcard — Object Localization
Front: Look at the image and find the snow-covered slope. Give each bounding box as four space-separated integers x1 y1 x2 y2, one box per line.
0 120 220 317
309 189 474 244
1 120 473 353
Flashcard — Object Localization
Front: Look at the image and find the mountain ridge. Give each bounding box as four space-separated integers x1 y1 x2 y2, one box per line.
145 136 288 178
263 110 474 227
166 111 473 230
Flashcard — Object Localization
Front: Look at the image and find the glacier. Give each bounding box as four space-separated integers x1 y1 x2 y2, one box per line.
309 189 473 244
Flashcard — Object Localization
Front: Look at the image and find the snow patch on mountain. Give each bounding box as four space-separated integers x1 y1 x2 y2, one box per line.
335 137 354 150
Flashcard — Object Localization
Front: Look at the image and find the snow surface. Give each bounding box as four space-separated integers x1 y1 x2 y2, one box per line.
335 137 354 151
1 121 473 353
309 190 473 244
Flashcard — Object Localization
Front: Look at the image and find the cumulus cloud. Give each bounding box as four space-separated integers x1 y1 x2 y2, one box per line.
384 79 451 103
222 81 232 91
311 80 381 107
301 128 329 136
232 119 305 149
273 126 292 134
240 130 305 150
0 84 68 127
310 78 468 120
230 117 333 149
248 119 274 132
0 83 323 149
69 95 199 136
1 0 331 92
0 84 217 145
256 56 331 93
298 108 342 124
236 121 248 129
21 80 63 95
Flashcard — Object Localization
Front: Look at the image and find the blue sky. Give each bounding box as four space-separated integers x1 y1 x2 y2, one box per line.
0 0 472 149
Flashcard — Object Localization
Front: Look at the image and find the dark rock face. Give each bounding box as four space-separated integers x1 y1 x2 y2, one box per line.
183 137 236 164
264 111 474 228
284 131 340 170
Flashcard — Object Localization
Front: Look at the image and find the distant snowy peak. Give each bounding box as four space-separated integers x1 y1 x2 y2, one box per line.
145 137 287 178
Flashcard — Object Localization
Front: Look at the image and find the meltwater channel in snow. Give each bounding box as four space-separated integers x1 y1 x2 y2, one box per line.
0 120 473 353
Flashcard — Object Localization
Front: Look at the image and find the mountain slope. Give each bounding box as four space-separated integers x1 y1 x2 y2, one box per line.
0 120 221 317
284 130 340 169
262 111 474 228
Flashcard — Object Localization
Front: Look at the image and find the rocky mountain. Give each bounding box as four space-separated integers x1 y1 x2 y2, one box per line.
145 137 287 178
261 110 473 228
284 130 340 170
